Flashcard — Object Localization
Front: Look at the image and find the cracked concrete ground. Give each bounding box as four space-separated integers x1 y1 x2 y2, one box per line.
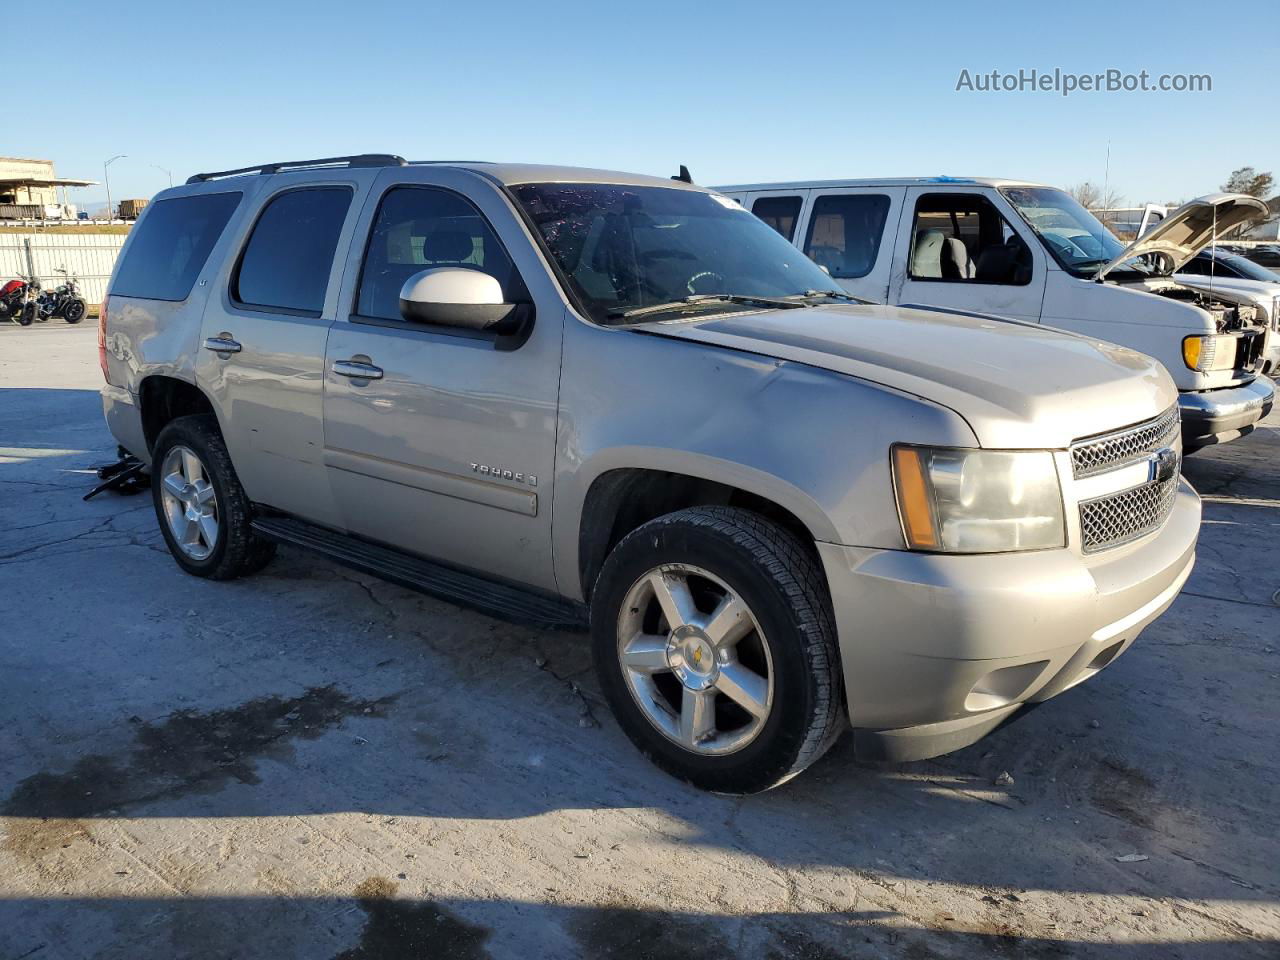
1 323 1277 959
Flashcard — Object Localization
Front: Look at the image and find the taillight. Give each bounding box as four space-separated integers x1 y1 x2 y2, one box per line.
98 295 110 383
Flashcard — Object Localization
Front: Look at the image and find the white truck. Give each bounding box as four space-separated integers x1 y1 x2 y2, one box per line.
716 179 1275 450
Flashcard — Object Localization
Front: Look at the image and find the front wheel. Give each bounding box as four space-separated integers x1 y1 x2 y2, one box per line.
62 298 86 323
591 506 844 793
17 303 34 326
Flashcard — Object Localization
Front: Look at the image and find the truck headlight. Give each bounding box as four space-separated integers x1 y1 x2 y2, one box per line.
1182 334 1238 372
892 446 1066 553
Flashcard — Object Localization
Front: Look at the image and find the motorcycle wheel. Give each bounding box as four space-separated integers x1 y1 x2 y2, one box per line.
18 303 34 326
63 299 87 324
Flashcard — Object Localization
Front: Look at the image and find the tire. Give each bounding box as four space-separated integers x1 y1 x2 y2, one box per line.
63 298 86 324
17 303 33 326
151 414 276 580
591 506 843 793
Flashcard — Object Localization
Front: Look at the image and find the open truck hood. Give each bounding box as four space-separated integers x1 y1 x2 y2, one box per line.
635 303 1175 449
1097 193 1269 280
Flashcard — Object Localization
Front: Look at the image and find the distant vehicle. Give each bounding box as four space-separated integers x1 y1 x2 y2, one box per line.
25 268 87 324
97 154 1199 792
1242 244 1280 270
0 277 30 321
718 179 1274 450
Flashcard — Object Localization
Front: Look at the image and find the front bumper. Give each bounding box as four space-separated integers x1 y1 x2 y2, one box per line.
818 479 1200 762
1179 376 1274 449
101 384 148 462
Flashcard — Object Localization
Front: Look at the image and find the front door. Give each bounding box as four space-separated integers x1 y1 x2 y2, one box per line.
891 187 1047 322
321 171 563 592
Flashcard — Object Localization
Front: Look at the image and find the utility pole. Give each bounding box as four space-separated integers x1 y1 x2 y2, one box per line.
103 154 126 221
152 164 173 188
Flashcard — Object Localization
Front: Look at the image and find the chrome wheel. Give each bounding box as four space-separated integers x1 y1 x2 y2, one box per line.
617 563 773 755
159 445 219 561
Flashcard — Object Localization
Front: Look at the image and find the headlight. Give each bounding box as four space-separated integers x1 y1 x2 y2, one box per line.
1182 334 1238 372
892 446 1065 553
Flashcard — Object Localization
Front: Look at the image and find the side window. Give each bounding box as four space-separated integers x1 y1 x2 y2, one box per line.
909 193 1031 285
802 194 891 278
1179 257 1210 276
233 187 352 315
751 196 803 241
111 192 241 301
356 186 518 321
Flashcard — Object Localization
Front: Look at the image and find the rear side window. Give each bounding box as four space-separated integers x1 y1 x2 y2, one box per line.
752 196 803 240
356 186 517 321
233 187 352 315
803 194 891 278
111 192 241 301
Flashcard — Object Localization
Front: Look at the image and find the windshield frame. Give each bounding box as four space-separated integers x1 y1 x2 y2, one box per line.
998 185 1158 280
504 180 839 325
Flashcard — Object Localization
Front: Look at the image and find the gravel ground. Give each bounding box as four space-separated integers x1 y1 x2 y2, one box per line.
1 323 1277 959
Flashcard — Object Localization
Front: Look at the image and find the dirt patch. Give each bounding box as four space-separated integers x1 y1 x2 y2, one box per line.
2 685 393 861
1089 756 1156 829
333 876 490 959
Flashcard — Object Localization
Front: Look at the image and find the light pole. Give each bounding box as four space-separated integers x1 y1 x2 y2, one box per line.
103 154 126 221
152 164 173 188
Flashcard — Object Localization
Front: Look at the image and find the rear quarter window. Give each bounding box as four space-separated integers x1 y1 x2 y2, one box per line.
110 192 242 301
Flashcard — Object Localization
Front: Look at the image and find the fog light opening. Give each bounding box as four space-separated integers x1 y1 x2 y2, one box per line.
964 660 1050 713
1088 640 1124 672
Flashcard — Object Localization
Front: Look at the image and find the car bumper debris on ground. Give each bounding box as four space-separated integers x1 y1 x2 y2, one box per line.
2 324 1278 959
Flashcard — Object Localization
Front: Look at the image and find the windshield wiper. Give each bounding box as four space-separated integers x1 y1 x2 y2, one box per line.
786 289 879 305
607 293 805 322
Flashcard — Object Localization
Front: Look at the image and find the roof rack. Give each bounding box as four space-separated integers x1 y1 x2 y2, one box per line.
186 154 406 184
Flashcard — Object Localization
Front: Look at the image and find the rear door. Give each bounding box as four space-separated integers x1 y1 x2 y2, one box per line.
797 186 903 302
321 167 564 592
891 187 1047 322
198 171 375 527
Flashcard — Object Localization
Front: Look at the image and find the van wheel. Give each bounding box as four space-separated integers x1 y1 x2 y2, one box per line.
591 506 843 793
151 415 275 580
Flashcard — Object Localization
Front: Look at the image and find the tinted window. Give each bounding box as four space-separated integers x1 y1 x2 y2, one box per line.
802 194 891 278
111 192 241 301
909 193 1031 285
234 187 352 315
752 196 803 240
356 186 517 321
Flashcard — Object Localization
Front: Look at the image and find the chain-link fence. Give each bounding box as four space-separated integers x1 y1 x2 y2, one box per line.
0 233 126 304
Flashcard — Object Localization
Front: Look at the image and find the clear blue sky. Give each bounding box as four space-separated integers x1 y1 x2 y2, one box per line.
15 0 1274 212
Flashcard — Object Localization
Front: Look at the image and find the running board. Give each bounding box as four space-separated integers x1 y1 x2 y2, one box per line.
251 516 588 631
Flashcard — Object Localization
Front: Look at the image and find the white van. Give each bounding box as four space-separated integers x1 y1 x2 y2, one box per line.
715 179 1275 450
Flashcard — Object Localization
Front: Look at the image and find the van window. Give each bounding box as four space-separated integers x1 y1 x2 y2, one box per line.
110 192 241 301
802 194 891 278
909 194 1031 285
752 196 803 240
356 186 518 321
233 187 352 316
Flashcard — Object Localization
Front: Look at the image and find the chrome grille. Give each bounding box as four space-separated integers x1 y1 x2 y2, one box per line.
1070 406 1180 478
1079 477 1178 553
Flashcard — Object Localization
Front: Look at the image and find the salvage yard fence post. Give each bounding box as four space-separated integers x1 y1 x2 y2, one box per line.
0 232 127 305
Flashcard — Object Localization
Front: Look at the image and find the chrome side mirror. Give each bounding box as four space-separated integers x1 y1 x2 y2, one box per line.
398 268 527 334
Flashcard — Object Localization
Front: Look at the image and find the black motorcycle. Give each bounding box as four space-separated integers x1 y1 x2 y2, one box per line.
23 268 88 325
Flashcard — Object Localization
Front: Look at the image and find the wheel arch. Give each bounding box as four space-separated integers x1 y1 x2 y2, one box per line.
573 460 835 603
138 375 220 454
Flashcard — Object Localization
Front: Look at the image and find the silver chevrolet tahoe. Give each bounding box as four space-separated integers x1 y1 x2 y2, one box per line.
99 155 1201 793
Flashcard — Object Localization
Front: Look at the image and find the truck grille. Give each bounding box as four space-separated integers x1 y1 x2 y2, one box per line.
1070 406 1180 478
1079 477 1178 553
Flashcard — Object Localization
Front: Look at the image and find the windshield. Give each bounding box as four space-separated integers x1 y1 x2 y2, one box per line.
511 183 838 322
1001 186 1158 278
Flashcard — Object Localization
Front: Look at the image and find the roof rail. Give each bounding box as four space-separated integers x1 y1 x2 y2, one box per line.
186 154 407 184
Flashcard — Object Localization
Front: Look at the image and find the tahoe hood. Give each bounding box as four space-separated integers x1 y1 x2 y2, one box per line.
637 303 1176 449
1096 193 1269 280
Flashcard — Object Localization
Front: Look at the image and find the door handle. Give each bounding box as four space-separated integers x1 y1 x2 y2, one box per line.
203 336 242 354
332 359 384 380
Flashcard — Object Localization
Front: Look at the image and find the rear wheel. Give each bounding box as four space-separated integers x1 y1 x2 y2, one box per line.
151 415 275 579
591 506 843 793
